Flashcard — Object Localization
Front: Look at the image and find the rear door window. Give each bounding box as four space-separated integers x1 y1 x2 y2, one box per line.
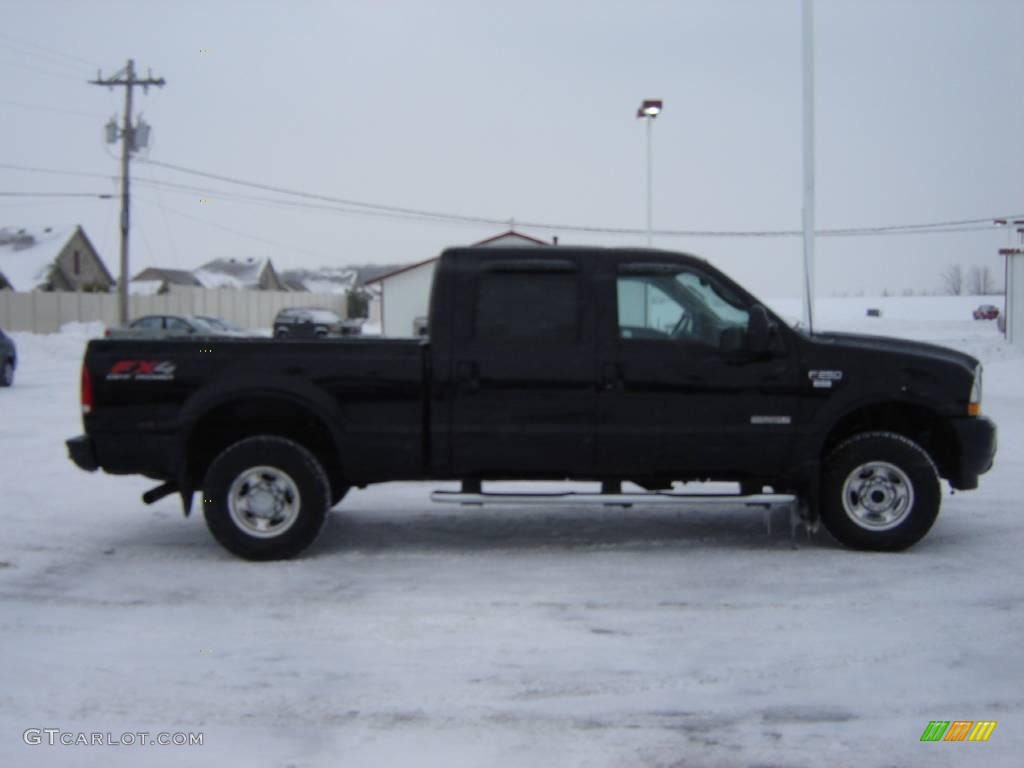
476 271 579 342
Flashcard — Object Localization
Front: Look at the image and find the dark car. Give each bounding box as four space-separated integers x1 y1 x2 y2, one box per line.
273 307 348 338
973 304 999 320
0 326 16 387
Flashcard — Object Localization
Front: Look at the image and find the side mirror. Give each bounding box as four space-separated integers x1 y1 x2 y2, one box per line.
720 304 775 363
747 305 770 355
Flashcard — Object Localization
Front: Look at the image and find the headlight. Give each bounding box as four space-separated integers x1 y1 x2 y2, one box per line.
968 364 982 416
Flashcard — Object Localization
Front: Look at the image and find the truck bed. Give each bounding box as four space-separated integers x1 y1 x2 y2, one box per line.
82 336 428 485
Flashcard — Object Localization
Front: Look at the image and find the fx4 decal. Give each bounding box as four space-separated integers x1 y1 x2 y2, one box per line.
106 360 177 382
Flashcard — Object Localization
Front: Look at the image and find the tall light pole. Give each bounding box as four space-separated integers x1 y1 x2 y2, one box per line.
637 99 663 247
801 0 816 333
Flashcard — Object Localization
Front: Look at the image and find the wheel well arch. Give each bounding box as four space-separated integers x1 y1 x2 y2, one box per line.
821 401 957 478
183 396 343 491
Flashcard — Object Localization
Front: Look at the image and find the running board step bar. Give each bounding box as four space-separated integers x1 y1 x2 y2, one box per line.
430 491 796 508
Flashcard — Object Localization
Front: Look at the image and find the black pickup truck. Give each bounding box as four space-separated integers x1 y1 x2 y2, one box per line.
67 246 996 559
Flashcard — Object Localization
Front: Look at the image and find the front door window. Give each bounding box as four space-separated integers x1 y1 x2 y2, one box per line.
616 265 750 349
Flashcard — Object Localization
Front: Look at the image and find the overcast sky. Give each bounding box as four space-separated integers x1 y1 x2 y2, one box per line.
2 0 1022 297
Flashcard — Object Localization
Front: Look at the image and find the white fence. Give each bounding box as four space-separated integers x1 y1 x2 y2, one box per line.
0 287 348 334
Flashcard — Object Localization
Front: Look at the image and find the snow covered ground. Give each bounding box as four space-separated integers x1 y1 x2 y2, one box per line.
0 297 1021 767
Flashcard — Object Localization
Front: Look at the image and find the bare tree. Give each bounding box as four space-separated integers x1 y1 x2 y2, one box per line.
967 266 981 295
967 266 995 295
940 265 963 295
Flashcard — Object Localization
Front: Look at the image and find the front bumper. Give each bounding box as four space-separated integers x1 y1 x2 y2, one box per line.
949 415 997 490
66 435 99 472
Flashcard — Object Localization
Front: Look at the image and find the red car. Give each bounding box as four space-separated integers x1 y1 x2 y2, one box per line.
973 304 999 320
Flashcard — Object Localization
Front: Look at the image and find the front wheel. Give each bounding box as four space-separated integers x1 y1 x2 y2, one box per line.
821 432 940 551
0 359 13 387
202 436 330 560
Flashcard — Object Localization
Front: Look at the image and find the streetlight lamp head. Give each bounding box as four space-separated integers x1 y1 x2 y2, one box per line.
637 99 663 118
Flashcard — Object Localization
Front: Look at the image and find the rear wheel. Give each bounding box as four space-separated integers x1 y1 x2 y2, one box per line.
202 436 330 560
0 359 12 387
821 431 940 551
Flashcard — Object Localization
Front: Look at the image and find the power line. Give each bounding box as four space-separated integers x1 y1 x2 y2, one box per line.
0 56 86 83
0 192 113 198
139 158 505 226
0 30 99 69
141 162 181 266
0 40 88 76
0 99 105 120
133 196 336 262
8 156 1023 239
0 162 115 180
139 157 1024 238
131 175 498 226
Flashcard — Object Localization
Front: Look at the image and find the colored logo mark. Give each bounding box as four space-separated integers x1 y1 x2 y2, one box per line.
920 720 997 742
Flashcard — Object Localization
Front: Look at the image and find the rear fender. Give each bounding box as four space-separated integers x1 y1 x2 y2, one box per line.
174 375 346 475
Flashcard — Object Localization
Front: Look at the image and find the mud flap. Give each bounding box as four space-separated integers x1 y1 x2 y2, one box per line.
180 486 193 517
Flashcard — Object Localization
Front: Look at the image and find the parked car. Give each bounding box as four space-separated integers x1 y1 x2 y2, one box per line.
0 326 16 387
973 304 999 320
273 307 353 338
196 315 247 334
105 315 246 339
67 245 996 560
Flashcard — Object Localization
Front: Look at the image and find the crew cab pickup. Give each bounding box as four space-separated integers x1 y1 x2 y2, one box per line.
66 246 996 560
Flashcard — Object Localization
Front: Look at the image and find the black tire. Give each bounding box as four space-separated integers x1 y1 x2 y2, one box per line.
202 436 330 560
0 359 12 387
274 328 289 339
821 431 940 551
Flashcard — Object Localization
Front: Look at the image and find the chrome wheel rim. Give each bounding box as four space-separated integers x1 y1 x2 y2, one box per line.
227 465 302 538
841 461 914 531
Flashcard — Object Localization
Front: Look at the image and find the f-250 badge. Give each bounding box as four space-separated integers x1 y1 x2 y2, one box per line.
106 360 177 381
808 369 843 389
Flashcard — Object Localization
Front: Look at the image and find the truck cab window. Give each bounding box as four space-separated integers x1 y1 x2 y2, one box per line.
617 266 749 348
476 271 579 341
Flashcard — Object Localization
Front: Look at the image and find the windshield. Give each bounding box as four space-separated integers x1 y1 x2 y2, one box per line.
188 317 219 333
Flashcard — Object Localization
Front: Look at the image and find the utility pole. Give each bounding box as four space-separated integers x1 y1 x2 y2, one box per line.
90 60 165 325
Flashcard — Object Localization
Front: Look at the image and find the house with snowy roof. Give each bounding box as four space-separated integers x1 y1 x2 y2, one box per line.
0 226 114 292
191 257 285 291
130 267 202 296
279 266 357 294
